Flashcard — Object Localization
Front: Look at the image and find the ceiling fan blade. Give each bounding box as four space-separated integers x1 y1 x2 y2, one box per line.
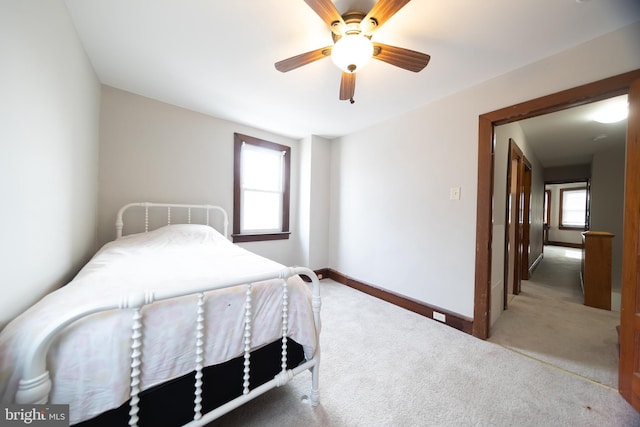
304 0 346 35
339 72 356 102
361 0 412 34
372 42 430 72
275 46 332 72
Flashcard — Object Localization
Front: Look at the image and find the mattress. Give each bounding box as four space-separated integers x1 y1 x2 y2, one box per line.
75 338 306 426
0 224 317 424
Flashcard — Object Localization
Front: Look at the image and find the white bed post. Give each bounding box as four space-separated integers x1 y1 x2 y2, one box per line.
242 284 253 395
15 373 51 405
128 308 143 427
309 271 322 407
193 293 205 421
280 279 289 373
116 218 124 240
274 277 294 388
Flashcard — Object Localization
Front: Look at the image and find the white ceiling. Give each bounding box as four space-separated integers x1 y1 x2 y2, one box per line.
518 95 629 168
64 0 639 159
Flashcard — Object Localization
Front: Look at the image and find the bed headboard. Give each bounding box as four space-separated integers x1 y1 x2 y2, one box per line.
116 202 229 239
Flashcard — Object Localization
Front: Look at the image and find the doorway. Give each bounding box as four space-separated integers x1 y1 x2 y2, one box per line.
472 69 640 409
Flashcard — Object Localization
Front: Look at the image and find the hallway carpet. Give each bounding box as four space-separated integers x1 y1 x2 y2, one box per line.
489 245 620 389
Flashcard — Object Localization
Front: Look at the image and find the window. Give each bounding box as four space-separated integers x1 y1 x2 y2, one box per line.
544 189 551 226
233 133 290 242
559 187 587 230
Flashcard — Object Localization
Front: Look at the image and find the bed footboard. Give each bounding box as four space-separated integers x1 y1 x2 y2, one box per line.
15 267 321 426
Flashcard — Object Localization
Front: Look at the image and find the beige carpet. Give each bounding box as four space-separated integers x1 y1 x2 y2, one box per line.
208 278 639 427
489 245 620 389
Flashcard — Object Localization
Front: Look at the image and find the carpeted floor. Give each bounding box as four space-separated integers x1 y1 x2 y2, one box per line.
209 274 639 426
489 245 620 389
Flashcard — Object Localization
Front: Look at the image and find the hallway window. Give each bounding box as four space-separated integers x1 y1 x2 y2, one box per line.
559 187 587 230
544 189 551 226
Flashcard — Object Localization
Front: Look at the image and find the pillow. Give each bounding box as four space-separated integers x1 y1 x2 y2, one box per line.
116 223 228 247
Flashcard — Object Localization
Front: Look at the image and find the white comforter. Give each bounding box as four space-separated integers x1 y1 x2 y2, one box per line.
0 224 317 424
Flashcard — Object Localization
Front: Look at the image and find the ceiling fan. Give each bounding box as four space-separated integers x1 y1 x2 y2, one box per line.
274 0 430 104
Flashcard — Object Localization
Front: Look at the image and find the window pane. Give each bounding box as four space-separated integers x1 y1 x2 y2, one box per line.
233 133 291 242
544 191 549 224
562 189 586 227
242 190 281 231
242 147 282 191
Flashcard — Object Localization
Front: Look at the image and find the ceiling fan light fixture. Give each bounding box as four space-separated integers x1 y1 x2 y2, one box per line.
592 97 628 123
331 34 374 73
274 0 430 101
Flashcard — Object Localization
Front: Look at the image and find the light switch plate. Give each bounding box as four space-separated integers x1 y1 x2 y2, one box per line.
450 187 461 200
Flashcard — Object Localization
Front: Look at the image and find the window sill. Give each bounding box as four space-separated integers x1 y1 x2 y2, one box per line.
559 225 587 231
232 232 291 243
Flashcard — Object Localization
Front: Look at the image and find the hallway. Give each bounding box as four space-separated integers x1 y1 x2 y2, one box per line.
489 245 620 389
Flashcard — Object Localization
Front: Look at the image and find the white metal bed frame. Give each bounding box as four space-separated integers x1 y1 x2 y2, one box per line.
115 202 230 240
15 202 321 426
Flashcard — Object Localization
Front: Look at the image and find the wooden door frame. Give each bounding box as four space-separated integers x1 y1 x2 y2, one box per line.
618 76 640 408
473 69 640 340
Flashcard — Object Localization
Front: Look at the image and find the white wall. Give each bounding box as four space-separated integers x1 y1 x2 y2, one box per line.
299 136 332 270
330 96 479 316
590 143 626 311
0 0 100 328
329 22 640 319
98 87 306 267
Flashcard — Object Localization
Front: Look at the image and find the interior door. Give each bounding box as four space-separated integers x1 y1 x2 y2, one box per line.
505 139 528 300
505 144 518 303
619 77 640 410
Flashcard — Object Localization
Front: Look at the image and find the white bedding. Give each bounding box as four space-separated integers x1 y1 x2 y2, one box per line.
0 224 317 424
